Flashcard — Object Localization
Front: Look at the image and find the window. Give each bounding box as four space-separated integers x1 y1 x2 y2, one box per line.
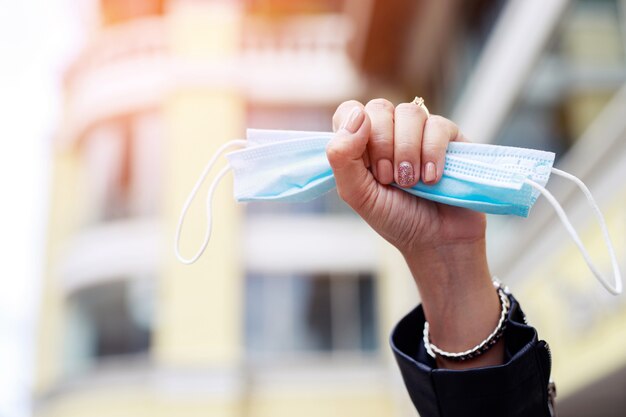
63 277 154 375
245 272 378 359
81 111 163 225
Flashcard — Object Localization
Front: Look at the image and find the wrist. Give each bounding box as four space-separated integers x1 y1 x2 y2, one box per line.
402 238 492 298
402 239 504 368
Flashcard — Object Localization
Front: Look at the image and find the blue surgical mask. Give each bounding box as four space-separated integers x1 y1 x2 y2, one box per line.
175 129 622 295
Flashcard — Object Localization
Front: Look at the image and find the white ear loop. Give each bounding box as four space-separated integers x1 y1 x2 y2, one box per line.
174 139 247 264
524 168 622 295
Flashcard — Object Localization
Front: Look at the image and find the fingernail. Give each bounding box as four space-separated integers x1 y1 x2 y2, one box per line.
424 162 436 183
340 107 364 133
377 159 394 184
397 162 414 187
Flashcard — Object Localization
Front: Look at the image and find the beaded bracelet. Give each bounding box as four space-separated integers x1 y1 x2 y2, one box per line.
423 280 511 362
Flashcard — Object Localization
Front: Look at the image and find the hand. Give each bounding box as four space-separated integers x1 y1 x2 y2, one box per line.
327 99 485 254
327 99 503 369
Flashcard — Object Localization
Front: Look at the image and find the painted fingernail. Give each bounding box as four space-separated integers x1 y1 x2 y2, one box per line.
398 162 414 187
377 159 394 184
340 107 364 133
424 162 436 183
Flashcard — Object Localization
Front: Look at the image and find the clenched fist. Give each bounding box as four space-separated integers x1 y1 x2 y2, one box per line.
326 99 486 254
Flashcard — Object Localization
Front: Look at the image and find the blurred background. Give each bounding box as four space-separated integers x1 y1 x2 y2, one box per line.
1 0 625 416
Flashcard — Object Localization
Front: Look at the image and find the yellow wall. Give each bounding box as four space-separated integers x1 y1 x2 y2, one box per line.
158 90 244 366
156 0 244 369
35 147 83 393
38 387 398 417
36 389 241 417
246 392 395 417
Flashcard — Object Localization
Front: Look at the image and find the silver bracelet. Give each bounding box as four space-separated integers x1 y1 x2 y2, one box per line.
423 279 511 362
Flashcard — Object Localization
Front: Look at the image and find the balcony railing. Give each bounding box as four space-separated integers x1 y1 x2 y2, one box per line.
61 13 361 143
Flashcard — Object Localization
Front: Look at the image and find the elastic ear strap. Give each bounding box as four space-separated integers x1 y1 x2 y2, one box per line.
524 169 622 295
175 140 247 264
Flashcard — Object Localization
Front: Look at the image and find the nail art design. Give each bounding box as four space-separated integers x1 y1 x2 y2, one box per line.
398 162 414 187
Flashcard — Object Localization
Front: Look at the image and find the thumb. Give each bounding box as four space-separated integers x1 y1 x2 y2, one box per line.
326 107 375 210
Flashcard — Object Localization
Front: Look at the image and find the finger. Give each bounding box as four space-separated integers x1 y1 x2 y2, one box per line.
393 102 428 187
365 98 395 184
333 100 370 167
421 115 461 184
456 131 470 143
327 108 375 211
332 100 365 132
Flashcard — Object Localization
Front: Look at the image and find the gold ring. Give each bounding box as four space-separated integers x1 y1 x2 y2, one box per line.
412 96 430 117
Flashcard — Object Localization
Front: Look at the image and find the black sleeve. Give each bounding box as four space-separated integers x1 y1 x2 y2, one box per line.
390 294 554 417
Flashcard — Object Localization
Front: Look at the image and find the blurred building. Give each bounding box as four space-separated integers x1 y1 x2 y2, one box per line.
34 0 626 416
34 1 416 416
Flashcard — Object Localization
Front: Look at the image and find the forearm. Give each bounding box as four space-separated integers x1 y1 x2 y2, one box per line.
402 238 504 369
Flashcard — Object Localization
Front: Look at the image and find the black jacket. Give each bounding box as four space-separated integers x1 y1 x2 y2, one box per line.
391 294 555 417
